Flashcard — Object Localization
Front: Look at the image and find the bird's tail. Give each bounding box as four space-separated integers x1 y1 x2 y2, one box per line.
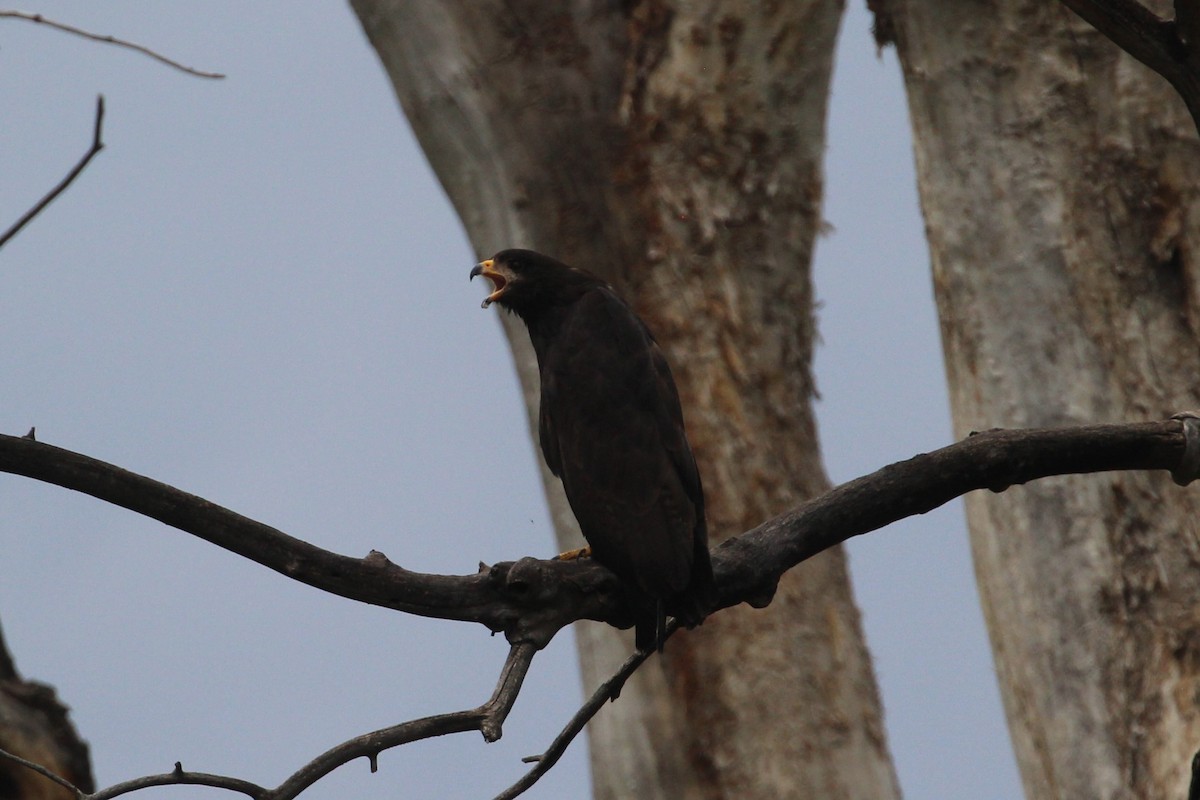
655 600 666 653
674 538 717 630
634 600 667 653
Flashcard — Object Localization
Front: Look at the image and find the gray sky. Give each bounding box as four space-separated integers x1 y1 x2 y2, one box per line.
1 3 1020 798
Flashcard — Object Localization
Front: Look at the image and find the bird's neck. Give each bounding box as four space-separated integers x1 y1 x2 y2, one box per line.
520 303 570 358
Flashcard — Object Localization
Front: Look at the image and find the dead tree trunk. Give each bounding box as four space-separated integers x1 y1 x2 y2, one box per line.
349 1 901 797
880 1 1200 797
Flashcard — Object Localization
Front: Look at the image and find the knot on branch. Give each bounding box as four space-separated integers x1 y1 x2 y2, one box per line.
485 557 634 648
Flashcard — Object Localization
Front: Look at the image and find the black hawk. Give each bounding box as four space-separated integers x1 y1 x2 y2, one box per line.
471 249 715 651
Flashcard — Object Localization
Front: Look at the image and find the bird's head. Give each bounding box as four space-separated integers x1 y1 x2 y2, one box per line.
470 249 600 316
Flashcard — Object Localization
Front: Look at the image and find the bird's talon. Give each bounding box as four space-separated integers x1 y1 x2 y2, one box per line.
555 546 592 561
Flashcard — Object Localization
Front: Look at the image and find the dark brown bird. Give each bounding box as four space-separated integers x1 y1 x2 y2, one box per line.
471 249 715 651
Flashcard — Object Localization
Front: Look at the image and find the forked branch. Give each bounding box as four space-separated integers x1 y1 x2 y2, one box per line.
0 417 1194 644
493 622 675 800
1 644 536 800
0 414 1196 798
0 95 105 250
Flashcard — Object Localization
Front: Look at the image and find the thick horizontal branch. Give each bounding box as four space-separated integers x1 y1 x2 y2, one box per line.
0 418 1191 648
715 418 1191 604
0 432 619 646
0 417 1193 798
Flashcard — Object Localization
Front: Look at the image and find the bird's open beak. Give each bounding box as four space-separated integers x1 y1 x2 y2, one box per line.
470 259 508 309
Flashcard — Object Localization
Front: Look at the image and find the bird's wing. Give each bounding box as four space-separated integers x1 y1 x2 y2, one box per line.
539 288 698 596
538 375 563 478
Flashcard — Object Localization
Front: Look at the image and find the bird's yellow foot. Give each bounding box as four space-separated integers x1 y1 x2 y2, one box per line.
555 546 592 561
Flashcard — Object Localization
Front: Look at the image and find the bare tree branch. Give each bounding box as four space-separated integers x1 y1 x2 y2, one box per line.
1058 0 1200 133
0 418 1192 649
0 746 83 796
0 10 225 79
494 624 676 800
0 429 628 647
0 416 1194 796
0 644 538 800
0 95 104 251
91 764 267 800
270 642 535 800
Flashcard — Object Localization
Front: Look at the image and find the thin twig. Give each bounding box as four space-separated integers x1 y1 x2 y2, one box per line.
0 95 105 250
266 643 536 799
0 10 225 79
0 645 540 800
493 626 675 800
480 642 537 742
91 764 266 800
0 748 271 800
0 746 83 796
